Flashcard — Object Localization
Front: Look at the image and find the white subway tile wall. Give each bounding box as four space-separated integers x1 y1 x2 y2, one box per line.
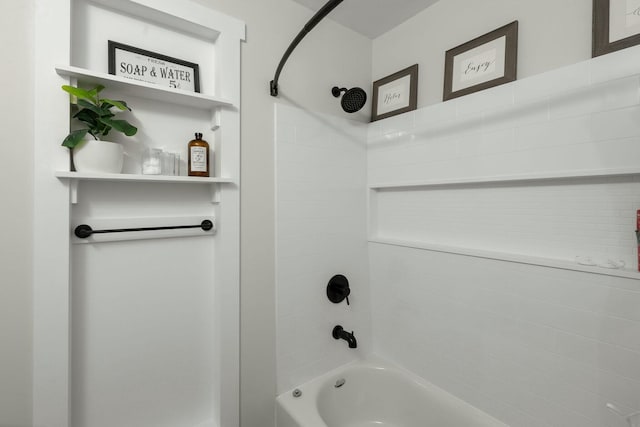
369 53 640 186
370 244 640 427
373 177 640 268
368 46 640 427
275 104 370 394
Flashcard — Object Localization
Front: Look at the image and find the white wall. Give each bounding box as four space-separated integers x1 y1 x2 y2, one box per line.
368 39 640 427
369 49 640 267
0 1 34 426
4 1 619 426
373 0 592 107
369 5 640 425
275 104 370 394
371 245 640 427
3 0 370 425
194 1 371 425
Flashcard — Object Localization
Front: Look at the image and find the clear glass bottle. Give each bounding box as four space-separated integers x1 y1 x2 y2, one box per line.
188 132 210 177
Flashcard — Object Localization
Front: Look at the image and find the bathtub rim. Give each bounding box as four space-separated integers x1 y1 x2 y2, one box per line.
275 354 509 427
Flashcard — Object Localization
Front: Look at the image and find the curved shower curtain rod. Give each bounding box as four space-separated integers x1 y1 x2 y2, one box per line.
270 0 344 97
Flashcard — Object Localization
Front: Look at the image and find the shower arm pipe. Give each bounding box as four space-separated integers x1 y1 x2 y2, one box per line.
270 0 344 97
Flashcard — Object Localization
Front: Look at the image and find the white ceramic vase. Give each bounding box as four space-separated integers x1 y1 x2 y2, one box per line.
73 139 124 174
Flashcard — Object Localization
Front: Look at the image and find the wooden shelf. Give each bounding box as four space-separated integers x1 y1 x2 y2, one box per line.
56 65 234 110
369 237 640 280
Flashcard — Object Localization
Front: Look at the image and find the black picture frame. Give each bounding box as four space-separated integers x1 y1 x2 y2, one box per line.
592 0 640 57
371 64 419 122
108 41 200 92
443 21 518 101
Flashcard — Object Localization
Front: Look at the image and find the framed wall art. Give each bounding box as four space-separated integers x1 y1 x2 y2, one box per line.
371 64 418 121
108 41 201 92
593 0 640 56
443 21 518 101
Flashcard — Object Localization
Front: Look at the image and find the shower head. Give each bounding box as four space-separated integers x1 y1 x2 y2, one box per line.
332 86 367 113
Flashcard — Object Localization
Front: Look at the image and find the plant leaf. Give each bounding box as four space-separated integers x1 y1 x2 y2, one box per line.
88 130 102 140
87 84 105 98
95 119 111 137
62 85 97 104
61 129 89 148
76 99 105 115
100 127 111 138
64 84 137 141
73 109 100 128
101 118 138 136
101 98 131 111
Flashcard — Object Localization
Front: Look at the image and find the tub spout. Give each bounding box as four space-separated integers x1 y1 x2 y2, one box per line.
332 325 357 348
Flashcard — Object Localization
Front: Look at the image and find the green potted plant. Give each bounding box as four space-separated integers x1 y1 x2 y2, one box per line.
61 84 138 173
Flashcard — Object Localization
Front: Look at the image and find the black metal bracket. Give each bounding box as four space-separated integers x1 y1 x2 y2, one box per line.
74 220 214 239
270 0 343 97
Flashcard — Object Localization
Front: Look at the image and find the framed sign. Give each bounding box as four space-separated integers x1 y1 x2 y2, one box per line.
593 0 640 56
443 21 518 101
108 41 200 92
371 64 418 122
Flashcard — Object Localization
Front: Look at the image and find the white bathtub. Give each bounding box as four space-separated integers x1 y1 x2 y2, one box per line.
276 358 509 427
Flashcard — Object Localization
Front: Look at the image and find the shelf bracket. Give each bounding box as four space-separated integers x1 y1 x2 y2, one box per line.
211 108 220 131
210 183 221 204
69 179 79 204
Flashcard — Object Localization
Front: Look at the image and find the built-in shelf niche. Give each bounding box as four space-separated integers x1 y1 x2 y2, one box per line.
33 1 243 426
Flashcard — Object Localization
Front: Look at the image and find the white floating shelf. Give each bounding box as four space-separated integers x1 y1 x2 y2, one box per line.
56 170 234 184
56 65 234 110
369 237 640 280
56 171 235 204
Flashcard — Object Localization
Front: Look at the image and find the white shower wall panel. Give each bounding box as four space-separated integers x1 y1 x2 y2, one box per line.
275 104 370 394
370 243 640 427
369 48 640 186
373 177 640 268
369 46 640 267
367 45 640 427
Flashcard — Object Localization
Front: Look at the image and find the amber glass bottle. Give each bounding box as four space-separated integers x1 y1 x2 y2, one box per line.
188 132 210 177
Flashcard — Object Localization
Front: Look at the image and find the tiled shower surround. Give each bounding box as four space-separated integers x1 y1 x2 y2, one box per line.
276 46 640 427
275 104 370 394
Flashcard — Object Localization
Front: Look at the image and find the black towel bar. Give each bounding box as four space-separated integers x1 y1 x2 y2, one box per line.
74 220 214 238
